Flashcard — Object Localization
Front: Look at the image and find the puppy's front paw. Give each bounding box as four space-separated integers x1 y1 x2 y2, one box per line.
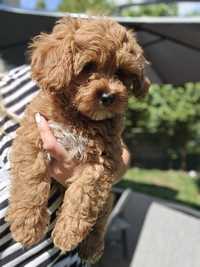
52 215 92 252
7 207 49 247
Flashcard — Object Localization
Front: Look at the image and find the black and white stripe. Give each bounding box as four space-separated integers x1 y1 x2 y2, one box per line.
0 65 86 267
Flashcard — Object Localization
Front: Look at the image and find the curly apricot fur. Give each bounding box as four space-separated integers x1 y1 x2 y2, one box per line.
6 17 149 263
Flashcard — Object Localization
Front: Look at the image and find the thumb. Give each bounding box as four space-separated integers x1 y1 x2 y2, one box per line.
35 113 69 162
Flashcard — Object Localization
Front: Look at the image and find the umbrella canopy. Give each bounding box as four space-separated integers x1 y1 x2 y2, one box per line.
130 17 200 84
0 4 200 85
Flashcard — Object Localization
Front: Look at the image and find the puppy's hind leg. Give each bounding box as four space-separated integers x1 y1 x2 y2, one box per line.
78 193 114 264
6 151 51 247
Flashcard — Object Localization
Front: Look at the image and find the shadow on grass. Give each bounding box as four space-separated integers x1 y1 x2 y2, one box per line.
118 179 178 200
117 179 200 211
194 175 200 193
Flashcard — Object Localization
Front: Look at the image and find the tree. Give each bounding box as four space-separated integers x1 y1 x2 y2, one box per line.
120 3 178 17
36 0 46 10
58 0 115 15
188 10 200 16
125 83 200 170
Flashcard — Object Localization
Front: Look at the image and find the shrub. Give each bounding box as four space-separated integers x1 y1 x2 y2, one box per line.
125 83 200 170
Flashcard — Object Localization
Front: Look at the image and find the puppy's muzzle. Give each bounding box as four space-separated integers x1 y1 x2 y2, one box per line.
100 92 115 107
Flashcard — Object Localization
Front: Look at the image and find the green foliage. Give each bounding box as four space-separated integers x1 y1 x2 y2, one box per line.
36 0 46 10
125 83 200 169
58 0 115 15
57 0 178 17
187 10 200 16
58 0 178 17
121 3 178 17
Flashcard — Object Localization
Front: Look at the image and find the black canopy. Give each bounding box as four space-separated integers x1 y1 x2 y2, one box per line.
0 4 200 85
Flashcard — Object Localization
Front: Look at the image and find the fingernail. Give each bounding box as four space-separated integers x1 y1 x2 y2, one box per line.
35 113 42 125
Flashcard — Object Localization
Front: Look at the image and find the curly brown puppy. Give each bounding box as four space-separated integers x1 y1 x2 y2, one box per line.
6 17 150 263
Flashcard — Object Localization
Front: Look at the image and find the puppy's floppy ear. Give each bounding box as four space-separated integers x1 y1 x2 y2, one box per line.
29 18 78 92
130 56 151 99
124 30 151 98
132 75 151 98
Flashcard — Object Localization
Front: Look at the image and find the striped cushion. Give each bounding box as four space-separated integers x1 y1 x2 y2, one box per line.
0 65 85 267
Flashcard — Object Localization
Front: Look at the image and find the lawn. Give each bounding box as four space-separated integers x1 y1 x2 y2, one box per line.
117 168 200 210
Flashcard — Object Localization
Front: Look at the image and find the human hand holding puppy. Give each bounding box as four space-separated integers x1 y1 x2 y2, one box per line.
35 112 130 188
35 112 76 187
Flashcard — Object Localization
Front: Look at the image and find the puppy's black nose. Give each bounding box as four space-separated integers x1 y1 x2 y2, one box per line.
100 93 115 106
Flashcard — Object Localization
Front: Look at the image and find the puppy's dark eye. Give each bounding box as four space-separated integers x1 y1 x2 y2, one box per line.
115 69 140 90
115 69 133 82
82 62 96 73
115 69 124 80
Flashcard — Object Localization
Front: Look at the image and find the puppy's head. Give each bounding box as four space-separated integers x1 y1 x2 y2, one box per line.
30 17 150 121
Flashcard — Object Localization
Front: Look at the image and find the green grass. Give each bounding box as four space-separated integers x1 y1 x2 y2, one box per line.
117 168 200 210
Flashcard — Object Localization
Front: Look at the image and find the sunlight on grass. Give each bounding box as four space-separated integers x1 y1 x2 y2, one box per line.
118 168 200 209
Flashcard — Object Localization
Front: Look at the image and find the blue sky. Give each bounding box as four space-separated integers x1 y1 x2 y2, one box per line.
179 2 200 16
20 0 61 10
